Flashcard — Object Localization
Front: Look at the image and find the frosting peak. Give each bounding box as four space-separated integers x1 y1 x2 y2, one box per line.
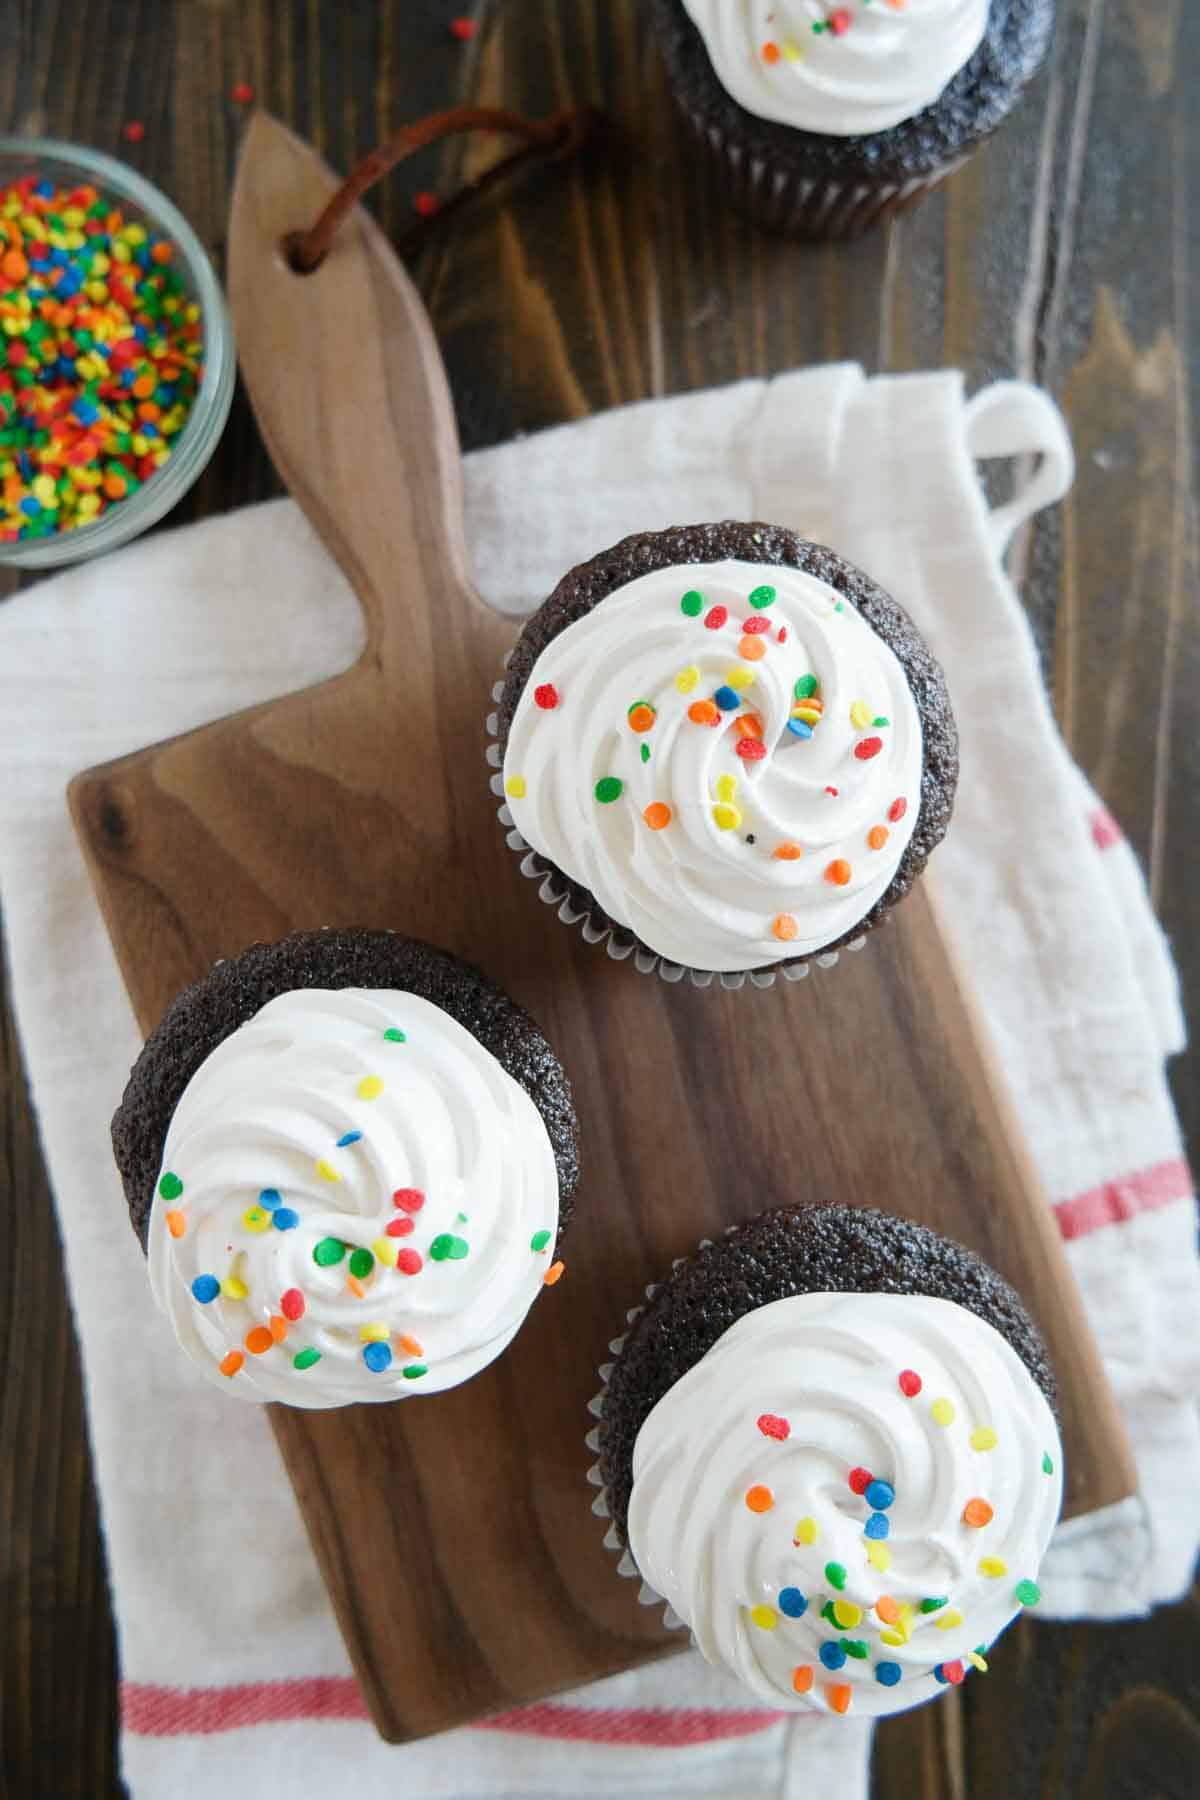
682 1 989 137
626 1292 1062 1716
148 988 560 1405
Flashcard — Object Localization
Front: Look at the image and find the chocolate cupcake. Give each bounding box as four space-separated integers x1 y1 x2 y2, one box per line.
590 1205 1062 1717
657 0 1056 240
113 928 578 1406
492 522 957 983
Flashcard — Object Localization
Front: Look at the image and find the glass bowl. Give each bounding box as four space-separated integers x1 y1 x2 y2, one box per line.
0 137 235 571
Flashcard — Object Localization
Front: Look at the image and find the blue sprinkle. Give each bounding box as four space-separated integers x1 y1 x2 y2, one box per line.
190 1274 220 1304
864 1479 895 1512
864 1513 890 1540
818 1642 847 1671
713 685 740 711
778 1587 807 1619
875 1662 902 1687
258 1188 283 1210
786 718 813 739
73 400 99 425
363 1341 393 1373
336 1130 363 1148
933 1664 949 1685
272 1208 300 1231
19 497 40 517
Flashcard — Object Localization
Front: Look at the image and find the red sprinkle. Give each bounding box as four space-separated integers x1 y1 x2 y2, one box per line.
855 736 883 761
414 191 440 217
393 1188 425 1212
386 1215 415 1237
450 15 477 38
741 616 771 635
848 1466 873 1496
230 81 255 104
889 796 908 823
534 683 559 710
830 7 852 33
735 737 767 761
777 626 788 642
898 1369 922 1397
703 605 728 630
396 1249 423 1276
122 120 146 143
943 1660 966 1686
757 1413 791 1440
280 1288 305 1322
825 785 839 797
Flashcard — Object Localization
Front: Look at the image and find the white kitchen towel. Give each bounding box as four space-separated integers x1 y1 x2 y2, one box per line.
0 365 1194 1800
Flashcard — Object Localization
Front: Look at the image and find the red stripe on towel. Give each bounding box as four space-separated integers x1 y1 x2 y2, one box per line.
474 1702 785 1746
1054 1157 1194 1240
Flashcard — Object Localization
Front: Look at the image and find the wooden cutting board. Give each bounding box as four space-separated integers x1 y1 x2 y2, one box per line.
68 114 1135 1743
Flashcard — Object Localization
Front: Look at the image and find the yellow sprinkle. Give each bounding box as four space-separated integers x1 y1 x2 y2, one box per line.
791 704 822 725
970 1426 998 1452
372 1236 399 1267
934 1609 964 1632
675 664 700 694
360 1321 390 1342
866 1542 891 1573
750 1605 778 1630
880 1629 904 1647
832 1600 862 1629
968 1650 989 1673
357 1074 384 1101
316 1158 340 1183
712 802 742 831
850 699 873 730
221 1276 249 1301
794 1517 818 1546
725 666 754 690
978 1557 1007 1579
782 38 803 61
242 1206 272 1233
716 773 738 803
931 1397 956 1427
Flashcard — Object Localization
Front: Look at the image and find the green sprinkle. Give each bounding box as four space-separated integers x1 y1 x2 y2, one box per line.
530 1229 552 1253
456 1212 469 1223
348 1247 375 1279
793 674 817 700
680 590 703 617
872 716 890 728
313 1237 346 1267
821 1600 838 1625
594 776 623 804
402 1363 428 1380
640 743 650 763
1014 1580 1041 1608
1042 1452 1054 1475
841 1639 870 1660
293 1348 322 1370
748 584 776 609
430 1233 469 1262
920 1597 948 1613
158 1171 183 1200
383 1027 407 1042
834 601 845 613
824 1562 847 1591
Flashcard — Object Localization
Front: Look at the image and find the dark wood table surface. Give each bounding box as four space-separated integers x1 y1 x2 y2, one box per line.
2 2 1197 1795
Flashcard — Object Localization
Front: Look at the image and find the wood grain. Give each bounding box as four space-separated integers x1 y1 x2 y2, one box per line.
2 0 1197 1792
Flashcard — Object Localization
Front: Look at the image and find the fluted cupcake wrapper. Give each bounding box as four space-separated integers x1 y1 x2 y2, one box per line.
487 673 867 988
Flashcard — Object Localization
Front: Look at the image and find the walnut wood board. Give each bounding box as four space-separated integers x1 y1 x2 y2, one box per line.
67 114 1135 1745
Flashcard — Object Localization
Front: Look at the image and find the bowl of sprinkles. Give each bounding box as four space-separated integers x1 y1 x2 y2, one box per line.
0 138 234 568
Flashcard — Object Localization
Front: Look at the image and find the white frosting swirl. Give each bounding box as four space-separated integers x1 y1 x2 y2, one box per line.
682 0 989 137
627 1293 1062 1717
148 988 560 1406
502 558 923 971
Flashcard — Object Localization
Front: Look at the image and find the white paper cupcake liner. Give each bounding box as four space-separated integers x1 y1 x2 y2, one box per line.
487 670 868 988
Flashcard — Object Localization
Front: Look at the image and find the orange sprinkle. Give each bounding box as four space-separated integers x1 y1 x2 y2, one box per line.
962 1497 995 1529
102 473 127 500
218 1350 244 1378
772 914 799 942
348 1274 367 1298
738 636 767 662
643 802 672 831
875 1595 900 1625
627 703 657 733
151 239 173 264
131 373 155 399
245 1325 274 1355
825 1683 852 1715
1 247 29 283
398 1333 424 1356
825 858 852 886
773 841 803 861
745 1484 774 1514
269 1314 289 1343
543 1260 566 1286
868 825 890 851
164 1209 186 1238
688 699 720 726
762 39 781 63
792 1665 814 1695
738 711 764 740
